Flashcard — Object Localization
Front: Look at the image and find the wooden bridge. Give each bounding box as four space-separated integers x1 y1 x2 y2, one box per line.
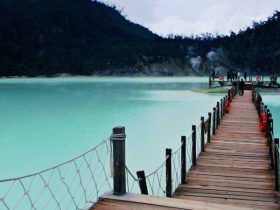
92 89 280 210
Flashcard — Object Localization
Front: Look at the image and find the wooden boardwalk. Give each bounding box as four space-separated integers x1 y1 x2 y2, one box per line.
175 90 279 209
92 90 279 210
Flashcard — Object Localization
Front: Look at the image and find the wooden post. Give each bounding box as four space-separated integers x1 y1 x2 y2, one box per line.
271 119 274 134
257 96 262 115
111 126 126 195
181 136 186 184
136 171 148 195
224 97 227 115
223 97 226 116
266 113 271 138
225 95 228 114
213 108 216 135
220 99 223 118
267 116 271 146
201 117 205 152
269 127 274 170
217 102 220 126
192 125 197 166
228 89 231 102
166 148 172 197
260 102 264 115
207 112 211 143
274 138 279 191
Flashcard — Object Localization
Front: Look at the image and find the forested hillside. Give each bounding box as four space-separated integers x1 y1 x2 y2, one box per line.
0 0 279 76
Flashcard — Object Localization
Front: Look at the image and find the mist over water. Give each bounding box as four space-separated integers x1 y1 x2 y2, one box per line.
0 77 224 179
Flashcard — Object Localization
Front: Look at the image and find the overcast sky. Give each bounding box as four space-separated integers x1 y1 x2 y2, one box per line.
100 0 280 37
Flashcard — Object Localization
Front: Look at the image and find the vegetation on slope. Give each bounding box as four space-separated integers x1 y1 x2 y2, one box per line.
0 0 279 76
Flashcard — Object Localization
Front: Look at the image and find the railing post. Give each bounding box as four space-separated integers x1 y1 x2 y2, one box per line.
192 125 197 166
220 99 223 118
260 102 264 115
269 127 274 170
266 113 271 138
228 89 231 102
274 138 279 191
181 136 186 184
225 96 228 114
223 97 226 116
213 108 216 135
111 126 126 195
166 148 172 197
217 102 220 126
136 170 148 195
201 117 205 152
207 112 211 143
271 118 274 134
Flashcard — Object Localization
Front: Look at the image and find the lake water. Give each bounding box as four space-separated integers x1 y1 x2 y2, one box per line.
259 90 280 138
2 77 280 209
0 77 225 180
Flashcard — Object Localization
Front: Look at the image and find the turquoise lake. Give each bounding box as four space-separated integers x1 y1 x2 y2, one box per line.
260 90 280 138
0 77 279 181
0 77 225 180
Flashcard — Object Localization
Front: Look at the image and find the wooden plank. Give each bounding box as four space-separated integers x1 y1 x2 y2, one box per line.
189 169 273 179
93 90 279 210
92 193 257 210
177 184 275 195
175 195 279 209
175 189 277 202
174 90 279 209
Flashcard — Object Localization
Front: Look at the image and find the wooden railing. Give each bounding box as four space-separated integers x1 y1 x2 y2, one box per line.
252 87 280 191
131 86 238 197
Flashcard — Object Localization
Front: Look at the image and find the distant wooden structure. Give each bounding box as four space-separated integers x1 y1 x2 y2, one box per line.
92 89 280 210
209 75 280 88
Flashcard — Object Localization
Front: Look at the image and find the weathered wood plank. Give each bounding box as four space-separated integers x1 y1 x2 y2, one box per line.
93 90 279 210
174 90 279 209
92 193 257 210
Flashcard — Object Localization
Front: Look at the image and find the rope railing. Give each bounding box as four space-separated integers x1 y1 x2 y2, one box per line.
0 138 112 210
132 86 237 198
125 166 139 193
185 135 193 172
145 159 167 196
196 124 202 157
171 138 186 195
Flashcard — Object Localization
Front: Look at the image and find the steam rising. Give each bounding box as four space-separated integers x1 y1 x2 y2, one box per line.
190 56 202 72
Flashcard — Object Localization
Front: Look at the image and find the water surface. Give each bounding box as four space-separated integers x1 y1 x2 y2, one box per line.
0 77 224 179
259 90 280 138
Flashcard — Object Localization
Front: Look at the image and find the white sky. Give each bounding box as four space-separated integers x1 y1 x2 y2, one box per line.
100 0 280 36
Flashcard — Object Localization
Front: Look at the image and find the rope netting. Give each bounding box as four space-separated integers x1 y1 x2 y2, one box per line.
185 135 193 172
171 142 182 195
203 118 209 145
125 166 139 193
0 138 112 210
140 133 193 197
145 159 166 196
196 125 201 157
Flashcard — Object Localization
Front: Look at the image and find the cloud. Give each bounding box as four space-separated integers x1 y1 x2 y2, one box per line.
99 0 280 36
